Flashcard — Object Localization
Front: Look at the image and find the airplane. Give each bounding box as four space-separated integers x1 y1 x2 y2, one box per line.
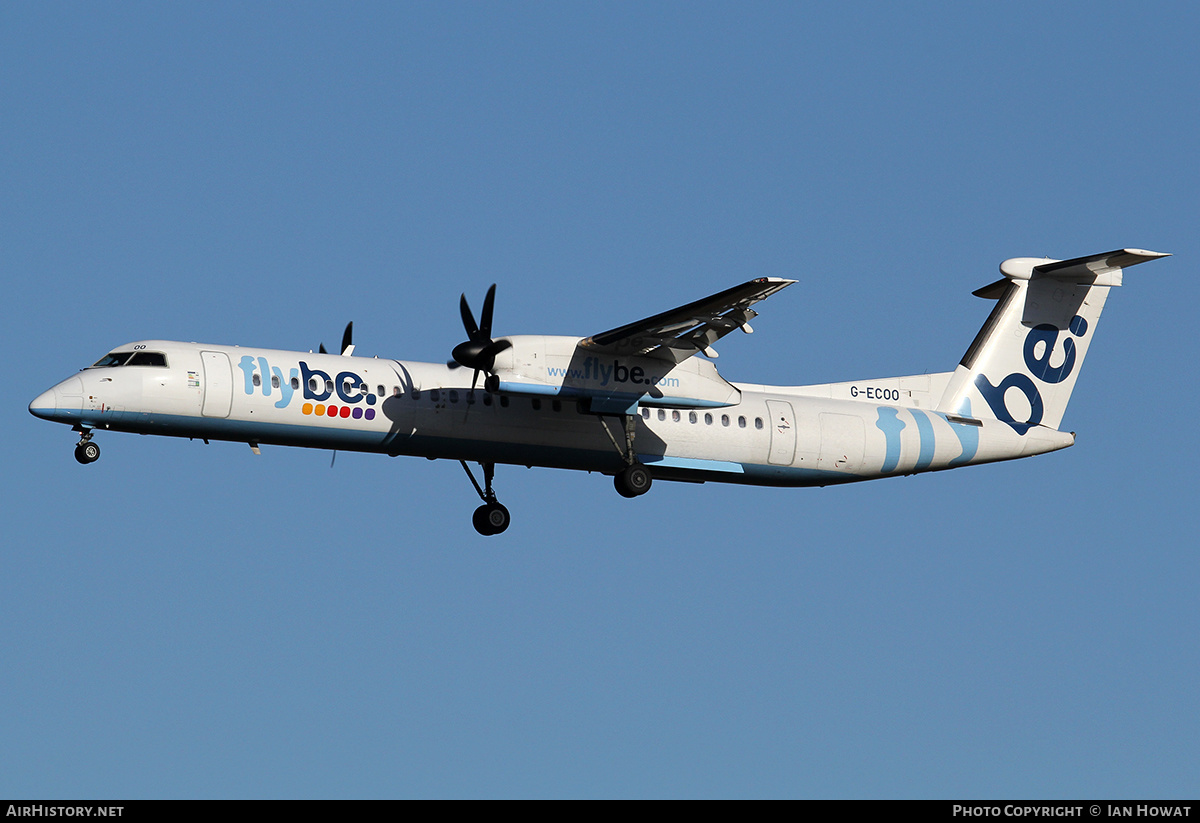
30 247 1168 535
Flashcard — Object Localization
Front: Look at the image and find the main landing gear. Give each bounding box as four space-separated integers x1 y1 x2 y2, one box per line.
73 430 100 465
614 462 652 498
600 413 653 499
460 460 511 536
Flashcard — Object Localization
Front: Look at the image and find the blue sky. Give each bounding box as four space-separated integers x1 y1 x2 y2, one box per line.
2 2 1197 798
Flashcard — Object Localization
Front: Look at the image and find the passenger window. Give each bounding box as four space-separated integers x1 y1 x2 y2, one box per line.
721 414 730 427
431 389 440 402
449 390 458 403
271 374 280 389
705 413 713 425
309 377 319 392
500 396 509 408
658 409 666 421
552 399 561 412
689 412 697 424
325 379 334 394
532 398 541 410
672 410 680 422
483 394 493 406
642 408 650 419
755 417 763 430
252 373 261 387
738 416 746 428
291 377 300 390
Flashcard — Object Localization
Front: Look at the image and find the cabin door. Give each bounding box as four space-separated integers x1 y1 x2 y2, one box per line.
765 400 797 465
201 351 233 418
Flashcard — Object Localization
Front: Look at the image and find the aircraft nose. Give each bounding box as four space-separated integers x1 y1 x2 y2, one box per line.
29 376 82 422
29 387 58 420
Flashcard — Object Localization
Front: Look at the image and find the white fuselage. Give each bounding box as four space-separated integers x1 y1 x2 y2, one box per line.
30 339 1073 486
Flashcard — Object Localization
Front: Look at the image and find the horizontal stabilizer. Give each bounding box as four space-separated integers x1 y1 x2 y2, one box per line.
972 278 1009 300
999 248 1170 287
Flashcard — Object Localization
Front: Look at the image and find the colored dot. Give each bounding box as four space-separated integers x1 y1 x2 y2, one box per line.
352 408 363 419
327 405 337 416
302 403 313 415
1069 315 1088 336
365 409 375 421
340 406 351 418
315 404 325 416
366 394 376 405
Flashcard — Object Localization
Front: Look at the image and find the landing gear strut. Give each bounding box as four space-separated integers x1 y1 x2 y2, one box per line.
73 430 100 465
600 413 653 498
460 460 510 536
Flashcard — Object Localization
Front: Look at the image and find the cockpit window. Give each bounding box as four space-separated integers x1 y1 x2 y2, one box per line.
128 352 168 367
91 352 133 368
90 351 168 368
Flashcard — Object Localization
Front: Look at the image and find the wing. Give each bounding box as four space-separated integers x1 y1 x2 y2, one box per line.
578 277 796 363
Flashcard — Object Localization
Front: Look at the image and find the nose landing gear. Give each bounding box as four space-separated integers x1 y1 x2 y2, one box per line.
73 430 100 464
460 460 511 535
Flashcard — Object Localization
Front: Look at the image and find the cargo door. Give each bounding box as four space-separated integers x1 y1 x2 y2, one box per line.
817 413 865 473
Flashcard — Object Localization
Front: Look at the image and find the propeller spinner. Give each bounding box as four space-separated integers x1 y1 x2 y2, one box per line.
450 284 511 391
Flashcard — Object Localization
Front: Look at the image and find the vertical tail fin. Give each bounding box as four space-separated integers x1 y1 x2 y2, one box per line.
936 249 1169 433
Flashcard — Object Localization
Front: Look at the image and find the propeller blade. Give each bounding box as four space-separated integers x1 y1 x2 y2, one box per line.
479 283 497 340
340 322 354 356
460 294 480 340
481 338 513 360
319 343 327 354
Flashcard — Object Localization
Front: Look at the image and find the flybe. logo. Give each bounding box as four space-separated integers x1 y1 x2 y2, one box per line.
547 357 680 388
237 356 378 421
974 316 1088 435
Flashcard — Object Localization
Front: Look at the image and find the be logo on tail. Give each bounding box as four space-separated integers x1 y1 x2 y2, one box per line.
974 316 1088 435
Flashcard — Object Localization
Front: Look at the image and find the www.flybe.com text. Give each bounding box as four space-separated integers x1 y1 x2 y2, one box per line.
547 357 679 388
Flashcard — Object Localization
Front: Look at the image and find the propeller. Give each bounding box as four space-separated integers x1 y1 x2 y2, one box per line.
319 322 354 356
449 284 511 391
